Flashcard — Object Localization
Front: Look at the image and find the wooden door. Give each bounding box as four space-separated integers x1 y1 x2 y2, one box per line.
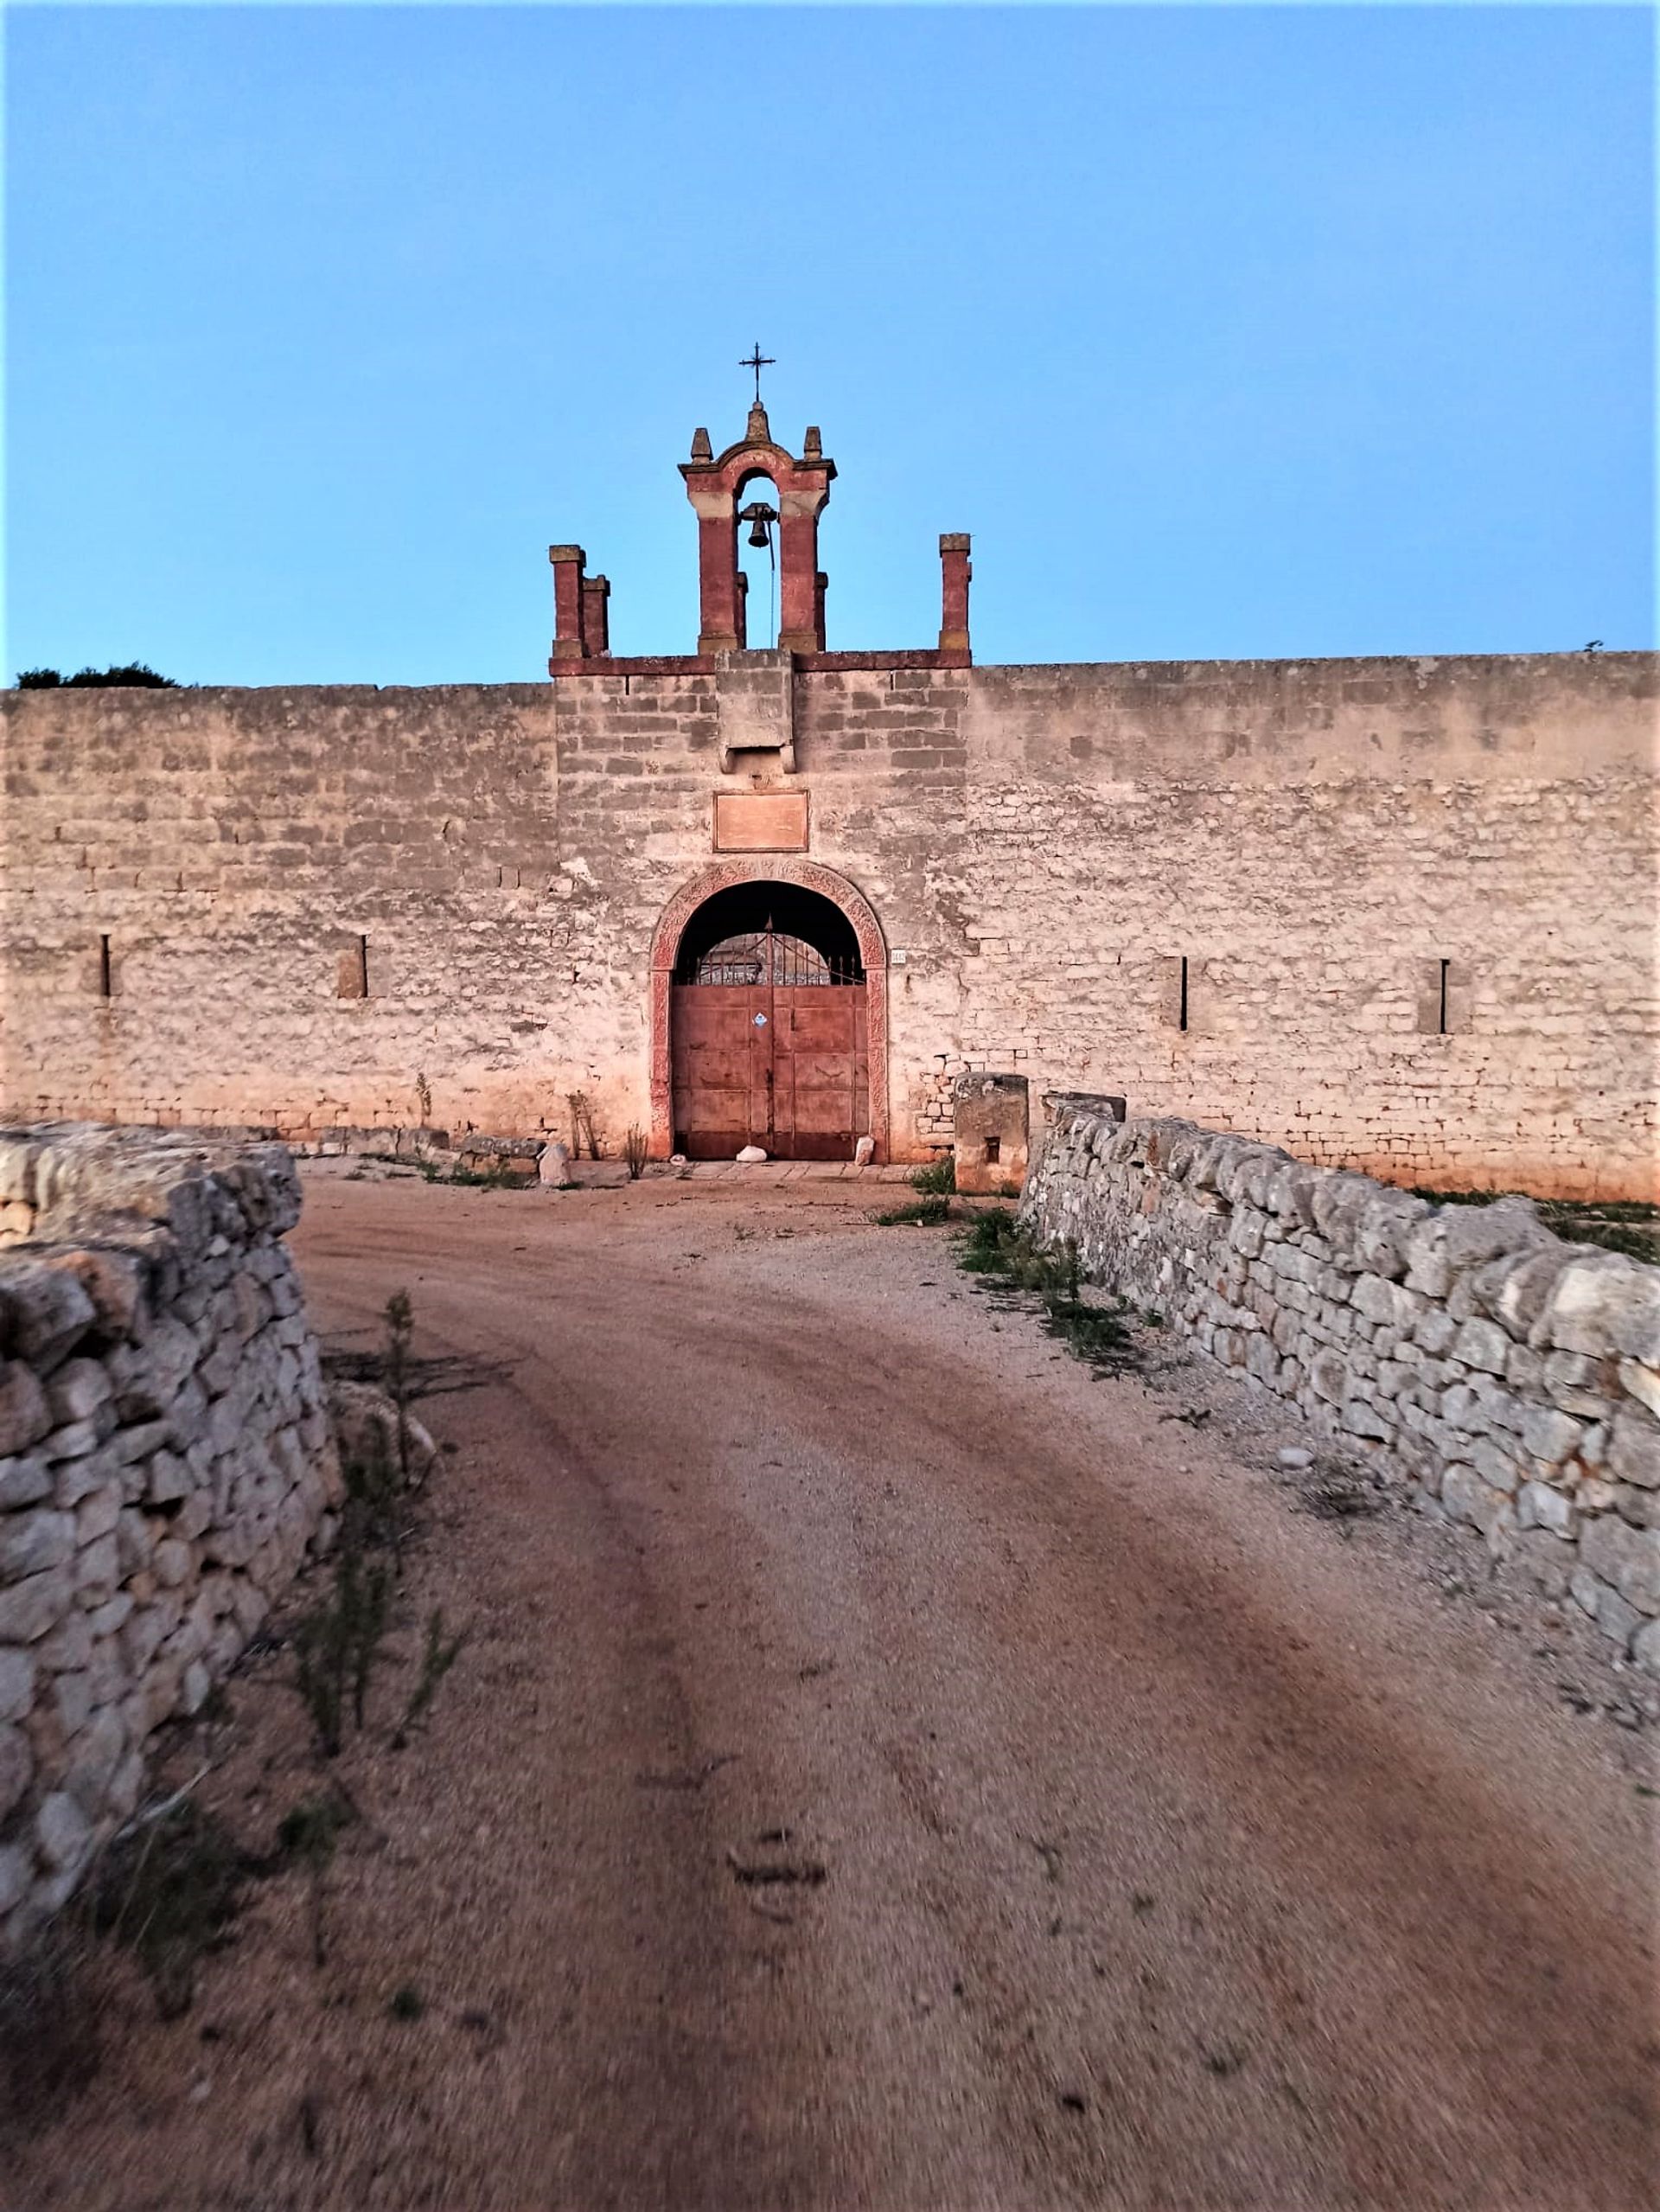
671 984 771 1159
671 981 868 1160
771 987 868 1160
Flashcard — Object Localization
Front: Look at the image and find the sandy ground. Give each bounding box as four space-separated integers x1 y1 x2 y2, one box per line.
7 1171 1656 2212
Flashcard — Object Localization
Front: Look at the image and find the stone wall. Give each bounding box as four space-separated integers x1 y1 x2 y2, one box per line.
2 649 1653 1194
0 1125 339 1946
1021 1097 1660 1671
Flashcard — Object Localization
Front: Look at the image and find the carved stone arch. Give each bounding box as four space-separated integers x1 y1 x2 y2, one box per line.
648 859 889 1161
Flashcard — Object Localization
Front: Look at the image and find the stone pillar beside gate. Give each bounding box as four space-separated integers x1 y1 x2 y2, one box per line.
953 1072 1030 1194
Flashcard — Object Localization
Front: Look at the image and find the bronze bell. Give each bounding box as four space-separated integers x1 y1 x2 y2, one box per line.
738 499 778 549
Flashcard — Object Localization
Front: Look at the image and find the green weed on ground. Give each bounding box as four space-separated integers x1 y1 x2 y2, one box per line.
958 1212 1140 1372
910 1156 956 1196
875 1196 952 1227
81 1800 256 2020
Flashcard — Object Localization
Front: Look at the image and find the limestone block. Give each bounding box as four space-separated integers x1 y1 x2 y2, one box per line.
1339 1399 1395 1442
51 1668 93 1736
33 1602 92 1673
35 1789 92 1874
73 1531 119 1605
1609 1410 1660 1490
1354 1190 1432 1281
0 1363 52 1457
1308 1348 1348 1403
86 1591 133 1638
1580 1515 1660 1614
1273 1159 1325 1230
530 1138 574 1191
0 1721 31 1820
1307 1172 1377 1263
1229 1209 1267 1260
0 1647 35 1723
1519 1404 1584 1468
117 1315 200 1419
0 1454 52 1509
1493 1246 1578 1339
74 1483 121 1545
1470 1437 1520 1493
120 1603 170 1674
1440 1382 1480 1431
1632 1616 1660 1678
1403 1199 1550 1301
56 1438 122 1507
61 1706 126 1817
1442 1463 1510 1535
1 1509 75 1580
1540 1253 1657 1359
1451 1318 1509 1376
175 1490 212 1541
0 1263 96 1371
1374 1359 1414 1400
1517 1481 1575 1538
114 1507 154 1575
1350 1273 1400 1325
199 1520 255 1569
145 1451 191 1506
0 1135 43 1211
1502 1343 1542 1392
1245 1332 1279 1384
43 1248 147 1340
1414 1308 1459 1359
44 1416 108 1462
48 1358 112 1426
1570 1567 1642 1650
107 1418 171 1468
1618 1360 1660 1420
150 1538 192 1588
229 1579 270 1636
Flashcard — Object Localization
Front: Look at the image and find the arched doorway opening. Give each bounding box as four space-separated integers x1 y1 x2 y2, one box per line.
649 861 889 1161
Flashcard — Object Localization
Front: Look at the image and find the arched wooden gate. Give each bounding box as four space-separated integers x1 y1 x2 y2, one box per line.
648 861 889 1162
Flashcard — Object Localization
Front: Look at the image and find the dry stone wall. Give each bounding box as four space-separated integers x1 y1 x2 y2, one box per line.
0 1124 339 1946
1022 1097 1660 1671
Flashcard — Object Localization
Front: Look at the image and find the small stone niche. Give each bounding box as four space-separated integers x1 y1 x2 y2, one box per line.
953 1072 1030 1194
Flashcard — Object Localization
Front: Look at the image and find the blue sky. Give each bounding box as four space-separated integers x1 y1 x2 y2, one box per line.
6 3 1652 682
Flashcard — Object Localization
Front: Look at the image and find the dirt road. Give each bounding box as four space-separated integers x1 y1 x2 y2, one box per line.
16 1174 1656 2209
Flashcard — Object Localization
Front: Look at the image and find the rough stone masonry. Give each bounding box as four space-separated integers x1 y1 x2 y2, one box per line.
0 1124 339 1947
1022 1097 1660 1671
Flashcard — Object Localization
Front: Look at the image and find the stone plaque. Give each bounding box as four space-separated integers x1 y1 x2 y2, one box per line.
712 790 809 853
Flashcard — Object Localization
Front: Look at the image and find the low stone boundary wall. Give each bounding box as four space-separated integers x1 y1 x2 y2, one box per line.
1021 1099 1660 1672
0 1124 340 1946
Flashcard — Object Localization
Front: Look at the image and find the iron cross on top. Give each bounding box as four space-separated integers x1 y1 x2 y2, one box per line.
741 343 776 404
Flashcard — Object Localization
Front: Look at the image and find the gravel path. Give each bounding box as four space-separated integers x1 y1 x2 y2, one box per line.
13 1173 1655 2209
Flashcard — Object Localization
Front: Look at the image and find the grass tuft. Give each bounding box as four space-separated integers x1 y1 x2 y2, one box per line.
82 1801 254 2020
875 1196 952 1227
957 1215 1139 1371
